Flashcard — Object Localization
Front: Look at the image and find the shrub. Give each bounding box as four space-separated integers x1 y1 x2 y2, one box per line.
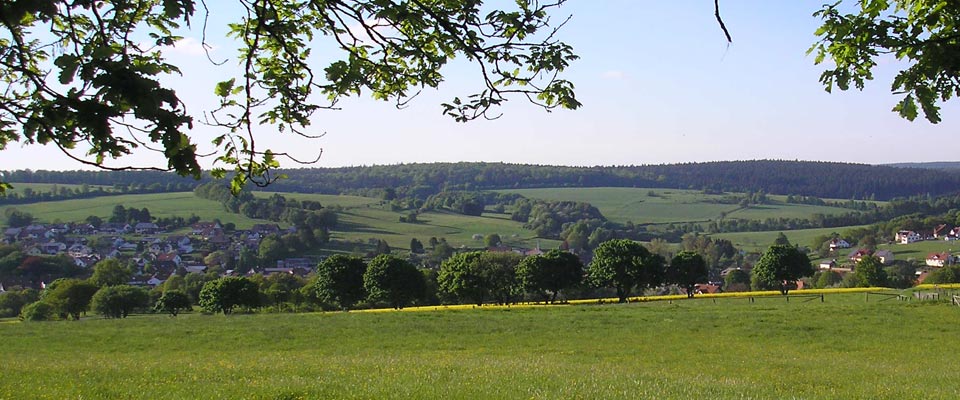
155 290 192 316
20 301 55 321
199 277 260 314
814 270 843 288
925 265 960 284
91 285 150 318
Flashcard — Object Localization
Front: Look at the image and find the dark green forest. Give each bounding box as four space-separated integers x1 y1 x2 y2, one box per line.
4 160 960 202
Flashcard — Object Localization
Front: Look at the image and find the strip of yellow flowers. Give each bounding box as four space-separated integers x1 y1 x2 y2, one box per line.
353 285 960 313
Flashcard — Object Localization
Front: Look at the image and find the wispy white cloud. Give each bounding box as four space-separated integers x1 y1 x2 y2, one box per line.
602 70 627 80
167 37 213 56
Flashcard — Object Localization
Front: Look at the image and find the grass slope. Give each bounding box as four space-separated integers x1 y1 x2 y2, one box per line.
502 187 864 225
256 192 549 249
712 226 870 252
334 208 554 250
0 295 957 399
0 191 548 250
0 192 272 229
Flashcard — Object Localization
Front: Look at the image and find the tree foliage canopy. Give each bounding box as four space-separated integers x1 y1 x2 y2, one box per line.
515 249 583 303
853 255 887 287
198 276 260 314
0 0 579 192
90 259 132 287
667 251 708 298
313 254 367 310
750 244 814 295
587 239 664 303
925 264 960 284
810 0 960 123
155 289 192 316
91 284 149 318
41 278 99 320
363 254 424 309
438 250 523 306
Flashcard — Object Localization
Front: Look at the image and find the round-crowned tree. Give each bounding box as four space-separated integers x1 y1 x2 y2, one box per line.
364 255 424 309
516 250 583 303
854 255 887 287
313 255 367 310
668 251 708 298
750 244 814 295
587 239 665 303
198 276 260 315
155 290 193 317
91 285 150 318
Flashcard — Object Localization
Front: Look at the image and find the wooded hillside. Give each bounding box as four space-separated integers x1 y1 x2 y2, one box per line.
5 160 960 201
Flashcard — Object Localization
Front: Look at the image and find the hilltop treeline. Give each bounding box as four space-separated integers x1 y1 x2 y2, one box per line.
251 160 960 200
1 170 206 189
6 160 960 200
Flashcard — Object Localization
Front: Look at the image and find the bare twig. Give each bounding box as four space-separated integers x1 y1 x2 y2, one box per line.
715 0 733 43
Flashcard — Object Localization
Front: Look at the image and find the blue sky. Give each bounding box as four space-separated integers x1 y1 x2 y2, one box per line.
2 1 957 172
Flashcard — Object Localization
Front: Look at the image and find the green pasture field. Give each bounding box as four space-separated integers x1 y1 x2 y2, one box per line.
1 293 957 399
713 228 960 260
876 240 960 262
0 190 549 250
501 187 862 225
711 226 870 253
502 187 732 223
725 202 863 220
252 191 380 209
0 192 271 229
333 206 556 250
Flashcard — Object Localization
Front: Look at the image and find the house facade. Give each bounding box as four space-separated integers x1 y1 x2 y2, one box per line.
895 230 922 244
926 252 953 267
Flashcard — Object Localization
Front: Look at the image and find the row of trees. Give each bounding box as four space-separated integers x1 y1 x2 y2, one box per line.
194 182 338 231
109 205 153 224
17 242 959 321
18 259 150 321
315 240 714 307
0 245 83 289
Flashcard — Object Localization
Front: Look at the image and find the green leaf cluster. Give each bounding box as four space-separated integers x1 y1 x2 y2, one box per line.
363 254 424 309
0 1 579 194
750 244 814 295
313 254 367 310
810 0 960 123
198 276 260 314
587 239 665 303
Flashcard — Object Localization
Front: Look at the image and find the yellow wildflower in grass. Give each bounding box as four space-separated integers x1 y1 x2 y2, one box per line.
914 283 960 290
350 286 908 313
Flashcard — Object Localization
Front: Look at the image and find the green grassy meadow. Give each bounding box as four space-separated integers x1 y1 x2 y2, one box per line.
502 187 863 225
0 191 550 250
253 191 381 209
876 240 960 263
0 192 272 228
256 192 549 249
333 207 553 250
1 294 958 399
712 226 870 252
